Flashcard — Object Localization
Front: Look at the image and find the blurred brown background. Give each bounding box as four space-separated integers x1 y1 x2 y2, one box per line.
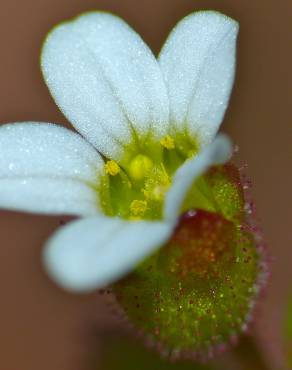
0 0 291 369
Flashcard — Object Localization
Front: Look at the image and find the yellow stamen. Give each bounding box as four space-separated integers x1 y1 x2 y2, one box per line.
130 200 148 217
105 160 120 176
128 154 153 181
160 135 175 150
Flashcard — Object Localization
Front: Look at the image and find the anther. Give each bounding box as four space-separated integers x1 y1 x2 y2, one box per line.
105 160 120 176
160 135 175 150
130 200 148 217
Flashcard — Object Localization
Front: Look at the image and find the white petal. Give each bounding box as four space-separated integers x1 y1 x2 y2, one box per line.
43 216 174 292
0 178 98 215
159 11 238 145
41 12 169 160
164 135 232 221
0 122 104 215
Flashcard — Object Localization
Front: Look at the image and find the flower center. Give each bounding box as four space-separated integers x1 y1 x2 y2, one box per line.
98 133 199 220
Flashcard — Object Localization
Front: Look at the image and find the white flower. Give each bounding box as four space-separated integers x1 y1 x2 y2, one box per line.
0 11 238 292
